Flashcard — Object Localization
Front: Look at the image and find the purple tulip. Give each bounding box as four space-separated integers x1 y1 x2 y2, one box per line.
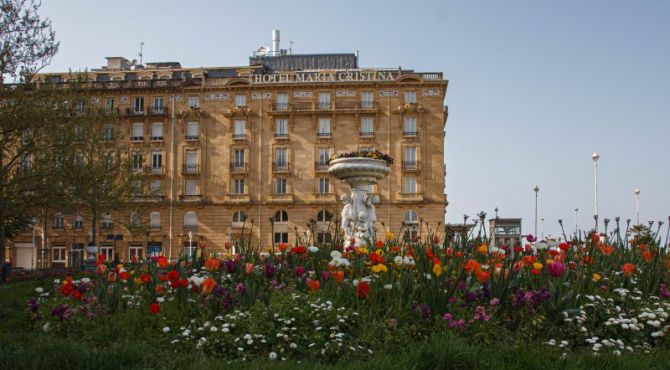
224 260 237 273
264 263 276 278
294 266 305 278
546 262 567 278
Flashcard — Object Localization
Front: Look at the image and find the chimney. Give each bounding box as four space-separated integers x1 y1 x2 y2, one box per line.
272 29 280 55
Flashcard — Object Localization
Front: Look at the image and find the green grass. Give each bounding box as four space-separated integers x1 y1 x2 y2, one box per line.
1 279 669 370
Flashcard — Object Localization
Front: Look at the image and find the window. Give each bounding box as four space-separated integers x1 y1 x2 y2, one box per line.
132 153 143 171
131 180 143 195
100 244 113 262
52 245 66 262
275 178 287 194
150 180 162 195
317 232 332 244
317 118 331 137
101 213 113 229
184 211 197 228
233 120 245 139
186 121 198 140
359 145 372 153
235 94 246 107
147 242 163 257
275 119 288 137
403 210 419 224
403 147 417 168
275 148 287 167
75 99 85 113
317 210 333 222
404 117 417 136
22 154 32 172
276 93 288 110
232 211 247 224
74 125 84 140
129 244 144 261
74 152 84 167
151 151 162 174
233 149 245 167
319 92 330 109
185 150 198 173
274 210 288 222
188 96 199 108
318 177 330 194
53 213 64 229
185 179 197 195
152 97 164 113
73 214 83 230
233 178 245 194
103 124 114 142
133 97 144 113
360 92 373 108
132 122 144 141
130 212 141 229
274 232 288 244
403 176 417 193
360 117 374 136
151 122 163 140
104 98 114 113
404 91 416 104
318 147 330 165
150 212 160 229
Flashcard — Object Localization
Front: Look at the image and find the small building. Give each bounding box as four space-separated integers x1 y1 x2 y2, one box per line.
489 218 522 248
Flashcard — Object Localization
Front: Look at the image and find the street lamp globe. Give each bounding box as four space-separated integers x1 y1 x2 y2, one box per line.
592 152 600 162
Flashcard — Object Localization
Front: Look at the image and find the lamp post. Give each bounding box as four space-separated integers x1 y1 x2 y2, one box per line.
269 217 275 256
592 151 600 231
540 217 545 240
226 227 234 255
574 207 579 236
634 188 640 225
31 217 37 270
534 185 540 238
188 230 193 261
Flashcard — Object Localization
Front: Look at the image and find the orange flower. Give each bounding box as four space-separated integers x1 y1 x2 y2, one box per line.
463 259 481 274
307 278 321 291
140 273 151 284
531 268 541 276
244 263 255 274
119 271 130 281
477 244 488 254
476 270 490 283
204 258 221 272
107 271 117 282
156 285 165 295
642 250 653 262
277 243 288 252
521 255 537 267
600 245 613 256
621 263 636 277
333 270 344 283
156 256 169 268
201 277 217 295
97 263 107 275
374 240 385 248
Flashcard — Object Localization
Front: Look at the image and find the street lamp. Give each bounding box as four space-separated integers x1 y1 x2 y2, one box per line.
592 151 600 231
634 188 640 225
534 185 540 238
31 217 37 270
574 207 579 236
188 230 193 261
540 217 545 240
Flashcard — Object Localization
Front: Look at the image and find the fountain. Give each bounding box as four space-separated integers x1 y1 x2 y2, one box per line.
328 155 391 246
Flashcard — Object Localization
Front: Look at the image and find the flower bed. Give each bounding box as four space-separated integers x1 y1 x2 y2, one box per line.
25 228 670 362
328 149 393 166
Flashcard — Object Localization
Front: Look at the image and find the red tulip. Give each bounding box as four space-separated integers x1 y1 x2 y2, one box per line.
356 281 370 299
149 302 160 314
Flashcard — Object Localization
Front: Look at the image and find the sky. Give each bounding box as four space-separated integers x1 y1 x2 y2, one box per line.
39 0 670 238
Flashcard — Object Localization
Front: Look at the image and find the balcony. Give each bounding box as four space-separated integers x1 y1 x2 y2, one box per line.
185 134 199 141
182 164 199 176
272 162 290 172
183 225 198 233
179 194 202 203
403 131 418 137
313 193 337 203
402 160 420 171
359 131 374 138
399 193 423 202
269 193 293 203
226 193 251 204
148 107 168 116
124 108 145 116
150 166 164 175
131 194 166 202
274 132 289 139
314 161 330 172
268 101 379 115
229 162 248 174
130 136 144 142
149 224 161 231
150 136 164 142
316 132 331 139
232 133 246 140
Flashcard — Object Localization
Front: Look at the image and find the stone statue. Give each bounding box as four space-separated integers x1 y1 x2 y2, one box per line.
364 194 378 240
340 194 355 240
354 211 371 245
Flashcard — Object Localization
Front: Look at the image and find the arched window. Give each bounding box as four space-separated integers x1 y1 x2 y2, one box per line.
101 213 114 229
232 210 247 224
403 210 419 224
184 211 197 228
74 214 84 230
317 210 333 222
274 210 288 223
53 212 64 229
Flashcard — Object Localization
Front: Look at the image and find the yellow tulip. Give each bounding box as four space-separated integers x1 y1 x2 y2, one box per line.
433 263 443 277
592 273 602 282
477 244 489 254
371 264 388 273
533 262 543 270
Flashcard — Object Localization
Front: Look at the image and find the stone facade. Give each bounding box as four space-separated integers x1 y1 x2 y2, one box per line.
10 57 448 267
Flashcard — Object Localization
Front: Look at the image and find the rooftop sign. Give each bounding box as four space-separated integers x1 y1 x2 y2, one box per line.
246 70 399 84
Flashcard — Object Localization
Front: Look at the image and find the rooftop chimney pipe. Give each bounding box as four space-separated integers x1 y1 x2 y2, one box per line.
272 29 280 55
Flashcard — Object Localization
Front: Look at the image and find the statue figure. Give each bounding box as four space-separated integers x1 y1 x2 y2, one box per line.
354 211 371 245
364 194 378 240
340 194 355 240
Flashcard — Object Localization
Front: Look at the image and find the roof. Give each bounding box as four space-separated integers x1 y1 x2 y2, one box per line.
249 53 358 71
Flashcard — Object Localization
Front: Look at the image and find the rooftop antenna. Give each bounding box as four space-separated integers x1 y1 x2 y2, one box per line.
138 41 144 65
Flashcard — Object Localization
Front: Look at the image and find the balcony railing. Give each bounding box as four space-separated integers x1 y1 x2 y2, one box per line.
148 107 168 115
130 136 144 142
150 136 164 141
272 162 290 172
232 133 246 140
269 193 293 202
125 108 145 116
229 162 248 173
268 101 379 114
314 161 330 172
402 160 420 171
185 134 199 141
226 193 251 203
179 194 202 202
314 193 337 202
403 131 418 137
274 132 289 139
399 193 423 202
359 131 374 137
182 164 199 175
150 166 164 175
316 132 331 138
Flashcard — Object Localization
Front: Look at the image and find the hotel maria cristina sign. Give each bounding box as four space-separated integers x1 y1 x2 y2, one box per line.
247 70 399 84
